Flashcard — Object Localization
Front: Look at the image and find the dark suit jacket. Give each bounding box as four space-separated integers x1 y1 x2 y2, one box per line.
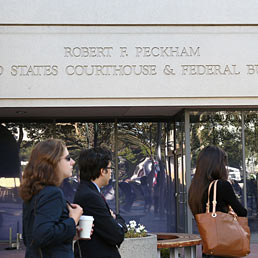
74 180 127 258
23 186 76 258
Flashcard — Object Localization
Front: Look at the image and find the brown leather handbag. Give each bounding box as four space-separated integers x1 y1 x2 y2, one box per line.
195 180 250 257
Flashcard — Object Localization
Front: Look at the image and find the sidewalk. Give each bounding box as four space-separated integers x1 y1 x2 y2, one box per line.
0 242 258 258
0 242 25 258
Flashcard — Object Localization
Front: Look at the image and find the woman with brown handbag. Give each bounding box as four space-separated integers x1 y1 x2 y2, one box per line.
188 145 248 258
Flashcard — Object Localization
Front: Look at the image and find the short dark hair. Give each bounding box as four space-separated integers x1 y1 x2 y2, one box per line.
78 147 112 181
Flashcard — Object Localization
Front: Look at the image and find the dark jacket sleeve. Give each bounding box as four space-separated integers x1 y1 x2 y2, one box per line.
221 180 247 217
115 213 127 233
76 191 125 246
32 187 76 248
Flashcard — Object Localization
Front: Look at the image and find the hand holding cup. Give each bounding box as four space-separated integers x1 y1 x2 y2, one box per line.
79 215 94 239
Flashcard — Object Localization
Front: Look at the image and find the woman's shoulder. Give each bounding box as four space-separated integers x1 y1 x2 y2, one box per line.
40 185 61 193
216 179 233 190
37 186 64 201
217 179 231 185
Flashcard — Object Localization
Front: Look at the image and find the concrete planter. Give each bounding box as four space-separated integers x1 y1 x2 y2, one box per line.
119 234 157 258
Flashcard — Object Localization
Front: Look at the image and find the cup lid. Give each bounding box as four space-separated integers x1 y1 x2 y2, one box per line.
80 215 94 221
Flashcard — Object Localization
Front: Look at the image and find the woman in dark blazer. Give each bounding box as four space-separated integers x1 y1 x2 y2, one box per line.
20 139 83 258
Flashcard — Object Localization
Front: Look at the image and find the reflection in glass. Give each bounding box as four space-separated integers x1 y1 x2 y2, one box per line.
190 111 243 233
244 111 258 241
112 122 170 233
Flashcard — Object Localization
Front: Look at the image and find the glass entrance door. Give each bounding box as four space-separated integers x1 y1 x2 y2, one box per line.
165 120 187 233
175 120 187 233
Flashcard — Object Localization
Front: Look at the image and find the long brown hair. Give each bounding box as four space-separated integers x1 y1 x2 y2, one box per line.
188 145 228 215
19 139 65 201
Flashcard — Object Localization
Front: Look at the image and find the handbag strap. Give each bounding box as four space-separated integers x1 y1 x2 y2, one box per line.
206 180 239 220
212 180 218 214
206 180 218 215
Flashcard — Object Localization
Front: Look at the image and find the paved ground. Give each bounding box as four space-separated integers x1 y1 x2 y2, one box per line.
0 242 258 258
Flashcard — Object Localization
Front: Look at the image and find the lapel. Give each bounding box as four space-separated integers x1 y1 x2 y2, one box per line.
100 192 110 211
83 180 111 213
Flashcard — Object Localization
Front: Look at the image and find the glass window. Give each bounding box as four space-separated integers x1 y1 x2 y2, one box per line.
110 122 172 233
244 111 258 241
189 111 243 233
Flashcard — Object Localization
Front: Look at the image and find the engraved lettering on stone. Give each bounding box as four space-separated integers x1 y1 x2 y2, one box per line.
135 47 200 57
11 65 58 76
0 66 3 75
163 65 176 75
246 64 258 74
120 47 128 57
64 47 113 57
65 64 157 76
181 64 240 75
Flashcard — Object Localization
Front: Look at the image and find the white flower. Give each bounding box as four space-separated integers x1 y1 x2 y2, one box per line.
125 220 148 238
129 220 137 227
139 225 145 231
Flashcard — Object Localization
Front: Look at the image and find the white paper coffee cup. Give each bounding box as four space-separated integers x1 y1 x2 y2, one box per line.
79 215 94 239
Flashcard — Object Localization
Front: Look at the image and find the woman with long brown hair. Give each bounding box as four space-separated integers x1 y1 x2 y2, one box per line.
20 139 83 258
188 145 247 258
